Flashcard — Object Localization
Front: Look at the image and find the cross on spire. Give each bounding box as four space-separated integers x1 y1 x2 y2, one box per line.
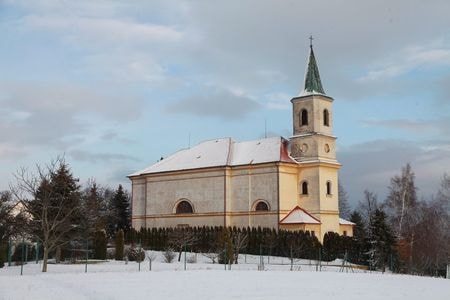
309 35 314 47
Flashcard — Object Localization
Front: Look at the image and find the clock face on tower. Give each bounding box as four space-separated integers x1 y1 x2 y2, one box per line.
300 143 308 153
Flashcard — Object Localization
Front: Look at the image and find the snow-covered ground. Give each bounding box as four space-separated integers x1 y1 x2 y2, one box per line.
0 251 449 300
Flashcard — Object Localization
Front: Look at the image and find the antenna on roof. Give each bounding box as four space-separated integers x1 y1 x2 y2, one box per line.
264 119 267 138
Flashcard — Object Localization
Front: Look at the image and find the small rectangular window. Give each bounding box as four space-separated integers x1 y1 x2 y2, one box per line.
326 181 332 195
343 231 347 236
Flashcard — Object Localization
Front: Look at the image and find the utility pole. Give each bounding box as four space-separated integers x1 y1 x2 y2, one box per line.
184 243 187 271
8 239 12 267
36 241 40 264
138 239 142 272
224 247 227 270
85 238 89 273
20 238 24 276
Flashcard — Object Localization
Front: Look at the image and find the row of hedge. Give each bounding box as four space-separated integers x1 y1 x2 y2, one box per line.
124 226 357 262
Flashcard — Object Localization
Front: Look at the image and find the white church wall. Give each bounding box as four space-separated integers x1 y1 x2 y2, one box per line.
131 178 146 229
145 169 226 216
229 165 278 213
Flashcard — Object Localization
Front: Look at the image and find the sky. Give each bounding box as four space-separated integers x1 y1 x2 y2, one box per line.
1 0 449 207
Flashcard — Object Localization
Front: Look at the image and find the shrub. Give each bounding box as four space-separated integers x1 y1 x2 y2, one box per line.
0 243 6 268
126 246 145 262
163 248 176 263
187 254 197 264
115 229 125 261
106 248 116 259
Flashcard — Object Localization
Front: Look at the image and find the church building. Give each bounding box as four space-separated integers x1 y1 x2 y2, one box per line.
129 43 354 241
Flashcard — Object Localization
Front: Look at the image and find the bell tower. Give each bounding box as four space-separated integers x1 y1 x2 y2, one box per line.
290 38 341 236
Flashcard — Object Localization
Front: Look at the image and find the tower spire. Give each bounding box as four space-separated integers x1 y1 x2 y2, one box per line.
301 36 325 96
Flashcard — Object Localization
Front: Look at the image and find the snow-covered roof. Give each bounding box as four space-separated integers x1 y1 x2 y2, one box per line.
279 206 321 224
299 90 326 97
339 218 355 226
130 136 296 176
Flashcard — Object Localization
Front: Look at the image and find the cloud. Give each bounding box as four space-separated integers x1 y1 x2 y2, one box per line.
0 144 27 159
69 150 139 164
358 43 450 82
362 119 437 134
167 88 261 120
19 15 183 48
0 81 142 120
12 7 188 85
338 139 450 208
265 93 292 110
0 81 142 150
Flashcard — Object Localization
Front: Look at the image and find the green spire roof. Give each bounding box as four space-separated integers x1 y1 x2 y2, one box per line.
301 45 325 96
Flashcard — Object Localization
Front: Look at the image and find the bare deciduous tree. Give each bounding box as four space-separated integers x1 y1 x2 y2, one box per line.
201 251 220 264
163 247 176 263
168 229 198 262
231 231 248 264
11 158 81 272
357 189 378 227
385 163 418 238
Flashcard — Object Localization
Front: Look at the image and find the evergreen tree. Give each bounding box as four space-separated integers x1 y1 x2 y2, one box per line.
322 232 341 261
0 243 6 268
217 227 234 264
349 211 369 265
115 229 124 260
0 191 26 268
368 209 396 272
111 185 131 233
81 181 107 235
93 231 107 260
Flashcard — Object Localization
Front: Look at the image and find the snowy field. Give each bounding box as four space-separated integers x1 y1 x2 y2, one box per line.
1 252 449 300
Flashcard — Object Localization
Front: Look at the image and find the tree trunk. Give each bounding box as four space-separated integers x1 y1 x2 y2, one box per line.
409 233 414 273
178 248 182 262
399 188 407 236
55 246 61 264
42 246 49 272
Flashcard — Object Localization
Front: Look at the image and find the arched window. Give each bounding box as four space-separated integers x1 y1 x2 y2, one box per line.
326 181 332 195
255 201 269 211
323 109 329 126
301 181 308 195
300 109 308 126
176 200 193 214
